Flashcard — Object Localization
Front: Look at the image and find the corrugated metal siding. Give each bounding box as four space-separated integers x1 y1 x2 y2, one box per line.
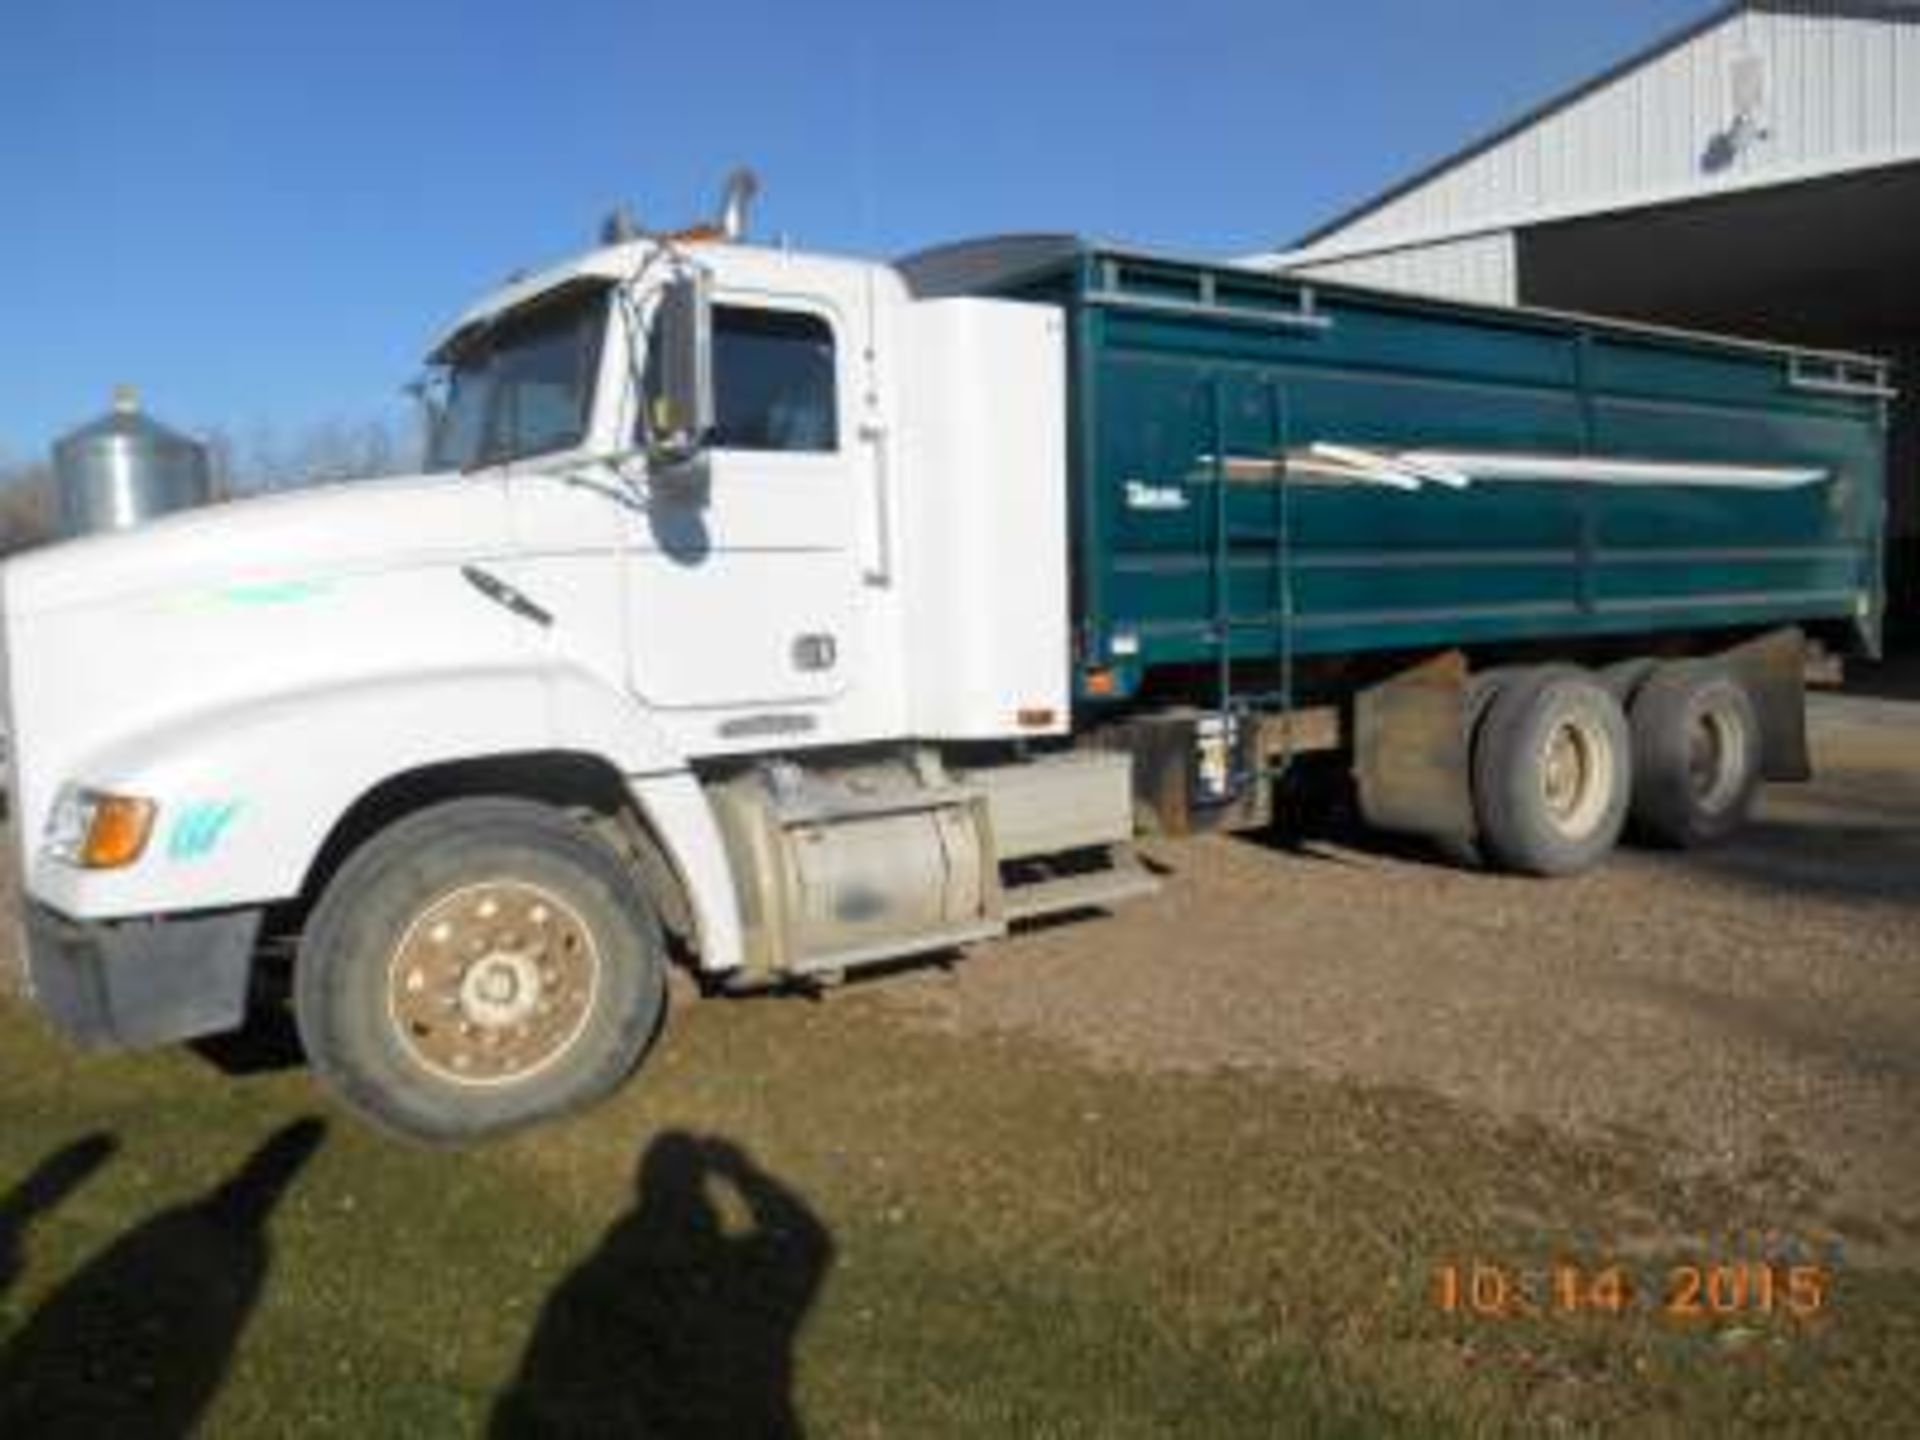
1327 3 1920 252
1294 232 1518 306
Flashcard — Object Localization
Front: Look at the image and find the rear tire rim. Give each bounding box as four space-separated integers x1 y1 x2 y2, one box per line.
386 879 602 1088
1687 700 1748 814
1539 712 1615 840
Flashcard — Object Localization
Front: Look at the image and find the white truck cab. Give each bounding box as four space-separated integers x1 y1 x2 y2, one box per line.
1 211 1146 1140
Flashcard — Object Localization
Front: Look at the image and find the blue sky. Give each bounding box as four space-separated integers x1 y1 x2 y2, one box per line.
0 0 1708 462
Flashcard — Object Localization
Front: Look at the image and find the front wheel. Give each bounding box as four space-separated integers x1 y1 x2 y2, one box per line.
295 798 667 1143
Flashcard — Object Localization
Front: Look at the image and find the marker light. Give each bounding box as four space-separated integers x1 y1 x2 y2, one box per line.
44 787 157 869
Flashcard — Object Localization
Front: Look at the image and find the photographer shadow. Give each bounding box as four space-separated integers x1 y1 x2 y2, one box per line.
492 1130 833 1439
0 1134 118 1306
0 1119 325 1438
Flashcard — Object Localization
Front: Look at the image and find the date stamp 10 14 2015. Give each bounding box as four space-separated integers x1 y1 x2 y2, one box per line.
1433 1260 1830 1322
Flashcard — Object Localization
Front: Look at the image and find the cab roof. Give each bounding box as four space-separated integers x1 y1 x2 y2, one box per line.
428 237 884 362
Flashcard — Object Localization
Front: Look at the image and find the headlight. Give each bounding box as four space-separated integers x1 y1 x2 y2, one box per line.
44 786 156 869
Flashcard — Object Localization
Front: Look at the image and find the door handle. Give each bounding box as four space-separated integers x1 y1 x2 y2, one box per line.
858 420 892 587
792 632 838 671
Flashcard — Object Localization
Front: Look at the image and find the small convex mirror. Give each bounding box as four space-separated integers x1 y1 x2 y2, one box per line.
647 270 715 467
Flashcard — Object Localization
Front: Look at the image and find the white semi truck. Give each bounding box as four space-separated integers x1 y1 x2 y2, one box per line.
2 184 1886 1140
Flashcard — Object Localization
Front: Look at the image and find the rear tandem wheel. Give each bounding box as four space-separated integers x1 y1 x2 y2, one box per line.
1627 662 1764 848
1468 667 1634 877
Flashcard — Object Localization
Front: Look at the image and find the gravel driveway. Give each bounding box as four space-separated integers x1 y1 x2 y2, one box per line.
882 688 1920 1246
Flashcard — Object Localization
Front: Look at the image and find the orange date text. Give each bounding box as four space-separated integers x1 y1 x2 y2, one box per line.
1432 1260 1829 1321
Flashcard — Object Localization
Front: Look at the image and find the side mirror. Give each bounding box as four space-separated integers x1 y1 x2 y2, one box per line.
646 270 714 469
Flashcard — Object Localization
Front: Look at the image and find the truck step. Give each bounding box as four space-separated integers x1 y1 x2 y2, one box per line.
1002 851 1159 923
788 917 1008 977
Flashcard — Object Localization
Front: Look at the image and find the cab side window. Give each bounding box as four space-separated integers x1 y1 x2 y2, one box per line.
643 303 839 454
711 306 838 452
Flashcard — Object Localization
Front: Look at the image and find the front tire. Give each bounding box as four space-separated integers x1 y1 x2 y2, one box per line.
295 798 667 1143
1471 668 1632 876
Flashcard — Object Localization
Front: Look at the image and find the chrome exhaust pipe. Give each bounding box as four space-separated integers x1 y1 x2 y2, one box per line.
717 167 760 241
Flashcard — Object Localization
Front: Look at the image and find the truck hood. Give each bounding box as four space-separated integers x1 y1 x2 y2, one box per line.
1 473 514 619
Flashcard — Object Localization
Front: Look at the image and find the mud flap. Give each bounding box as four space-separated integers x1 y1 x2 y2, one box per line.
1353 651 1475 842
1720 627 1810 783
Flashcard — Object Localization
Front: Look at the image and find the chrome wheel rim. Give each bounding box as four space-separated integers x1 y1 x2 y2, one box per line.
386 880 600 1087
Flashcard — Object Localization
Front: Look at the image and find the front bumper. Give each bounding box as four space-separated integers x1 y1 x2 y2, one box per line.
22 903 263 1049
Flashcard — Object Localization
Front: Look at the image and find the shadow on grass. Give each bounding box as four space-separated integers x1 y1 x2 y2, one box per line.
190 1004 308 1077
0 1134 117 1305
0 1118 326 1438
493 1130 833 1440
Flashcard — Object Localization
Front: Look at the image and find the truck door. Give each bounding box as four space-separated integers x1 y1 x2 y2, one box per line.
625 289 862 715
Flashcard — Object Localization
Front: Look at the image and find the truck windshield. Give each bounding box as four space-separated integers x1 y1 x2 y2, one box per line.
426 284 608 471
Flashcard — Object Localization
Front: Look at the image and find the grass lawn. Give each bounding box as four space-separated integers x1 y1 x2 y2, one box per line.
1 985 1914 1436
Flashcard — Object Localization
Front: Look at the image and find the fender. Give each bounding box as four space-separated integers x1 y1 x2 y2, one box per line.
620 769 744 975
27 663 746 974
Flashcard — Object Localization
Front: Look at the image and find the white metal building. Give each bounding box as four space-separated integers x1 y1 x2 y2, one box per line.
1252 0 1920 622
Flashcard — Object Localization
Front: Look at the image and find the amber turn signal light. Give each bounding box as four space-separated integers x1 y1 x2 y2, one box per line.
81 796 156 869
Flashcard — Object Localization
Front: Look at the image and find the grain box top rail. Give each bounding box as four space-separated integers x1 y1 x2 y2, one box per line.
896 233 1895 391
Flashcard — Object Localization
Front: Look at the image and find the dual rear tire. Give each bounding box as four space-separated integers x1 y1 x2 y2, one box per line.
1464 661 1762 875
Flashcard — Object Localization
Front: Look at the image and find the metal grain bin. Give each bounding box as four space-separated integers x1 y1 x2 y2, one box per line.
51 387 213 539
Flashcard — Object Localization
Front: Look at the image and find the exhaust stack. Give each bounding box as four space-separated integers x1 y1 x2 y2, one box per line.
717 168 760 241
